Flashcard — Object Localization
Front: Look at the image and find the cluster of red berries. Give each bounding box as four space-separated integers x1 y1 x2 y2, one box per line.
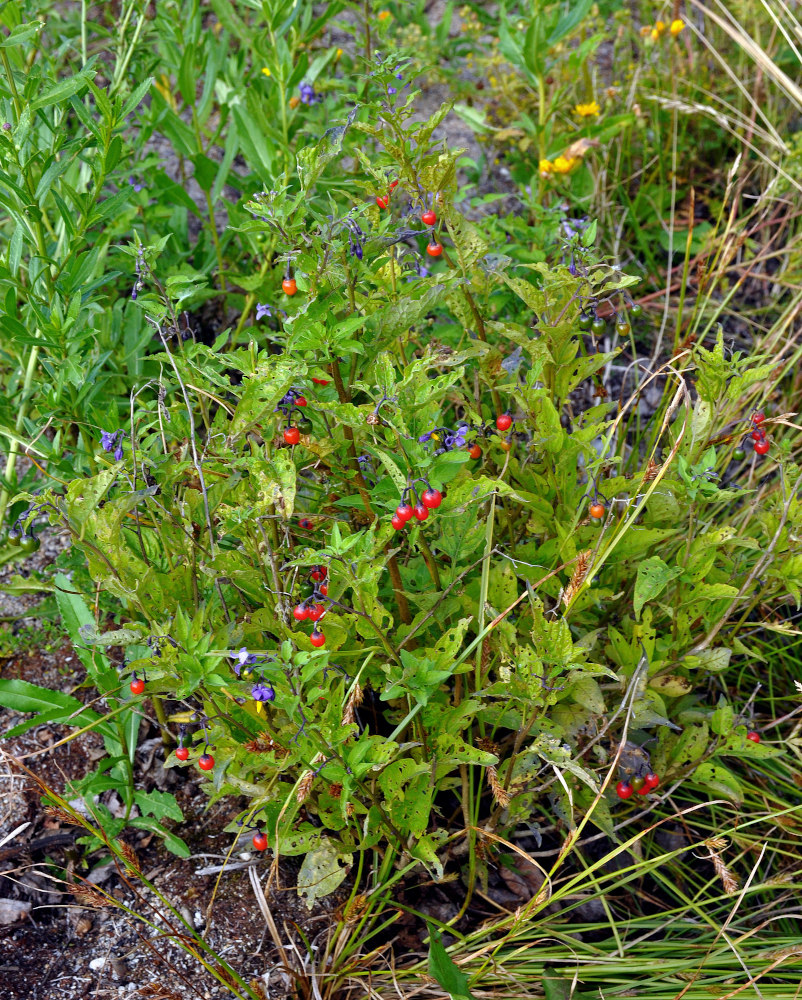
616 770 660 799
391 483 442 530
749 410 770 456
282 388 311 445
375 178 400 209
174 744 216 771
293 566 328 647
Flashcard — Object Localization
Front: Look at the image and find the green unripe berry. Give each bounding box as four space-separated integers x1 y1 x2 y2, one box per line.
20 534 40 553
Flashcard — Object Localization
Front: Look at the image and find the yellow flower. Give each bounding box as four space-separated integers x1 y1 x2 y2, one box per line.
552 155 577 174
289 95 300 109
655 20 666 34
670 18 684 36
650 27 659 40
574 100 600 118
261 67 271 77
378 9 390 20
335 47 343 60
539 158 553 175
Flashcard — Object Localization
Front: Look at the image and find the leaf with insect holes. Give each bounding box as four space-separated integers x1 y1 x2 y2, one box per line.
411 833 445 880
297 837 353 908
633 557 681 619
690 762 743 803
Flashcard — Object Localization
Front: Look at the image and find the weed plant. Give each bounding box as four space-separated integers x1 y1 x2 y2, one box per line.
0 2 801 998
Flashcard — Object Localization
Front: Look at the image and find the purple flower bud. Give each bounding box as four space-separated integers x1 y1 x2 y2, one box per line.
113 443 124 462
100 431 117 453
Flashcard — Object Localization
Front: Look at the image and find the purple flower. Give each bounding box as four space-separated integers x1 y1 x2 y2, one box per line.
299 81 321 105
445 425 469 449
255 302 273 320
129 176 145 193
418 430 434 443
100 431 118 453
233 647 257 677
251 682 275 711
113 442 124 462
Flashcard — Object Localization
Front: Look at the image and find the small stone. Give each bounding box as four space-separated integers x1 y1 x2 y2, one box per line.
0 899 31 924
89 956 106 971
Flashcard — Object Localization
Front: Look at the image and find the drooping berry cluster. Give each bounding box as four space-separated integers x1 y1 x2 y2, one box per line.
391 481 442 530
279 387 312 446
293 566 329 647
748 410 770 456
171 720 217 773
616 770 660 800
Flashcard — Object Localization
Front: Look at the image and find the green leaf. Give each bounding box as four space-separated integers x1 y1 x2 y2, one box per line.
297 837 352 908
427 926 476 1000
690 762 743 803
133 789 184 823
54 572 111 680
128 817 191 858
0 20 44 48
633 556 681 619
0 678 108 734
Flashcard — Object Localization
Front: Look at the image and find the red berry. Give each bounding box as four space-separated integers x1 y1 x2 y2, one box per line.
310 566 327 582
295 396 308 407
376 195 389 209
282 277 297 296
396 503 414 522
299 518 313 529
421 209 437 226
293 604 309 621
310 629 325 648
389 180 399 190
496 413 513 431
391 514 406 530
252 831 268 851
426 241 443 257
318 582 328 596
198 753 215 771
750 430 766 441
307 604 325 622
468 444 482 460
413 503 429 521
616 781 633 800
746 730 760 743
644 772 660 790
284 426 300 445
635 783 650 796
589 502 606 520
311 377 330 386
130 677 145 695
751 410 765 425
175 747 189 762
421 488 442 509
754 439 770 455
